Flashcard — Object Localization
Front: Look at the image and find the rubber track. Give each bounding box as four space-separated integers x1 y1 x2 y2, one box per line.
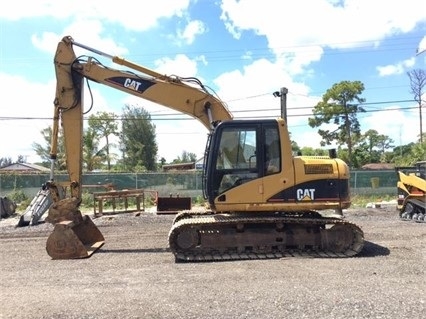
400 216 426 223
168 213 364 262
400 199 426 223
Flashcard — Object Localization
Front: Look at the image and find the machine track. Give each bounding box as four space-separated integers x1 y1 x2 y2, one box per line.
168 211 364 262
399 199 426 223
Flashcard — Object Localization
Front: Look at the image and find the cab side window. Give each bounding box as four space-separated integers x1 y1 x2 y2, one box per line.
215 128 258 194
265 127 280 175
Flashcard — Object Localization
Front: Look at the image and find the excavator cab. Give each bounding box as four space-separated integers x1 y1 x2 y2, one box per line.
203 119 296 209
204 119 278 207
203 118 351 213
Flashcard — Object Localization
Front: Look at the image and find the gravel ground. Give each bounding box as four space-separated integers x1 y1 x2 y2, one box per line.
0 206 425 319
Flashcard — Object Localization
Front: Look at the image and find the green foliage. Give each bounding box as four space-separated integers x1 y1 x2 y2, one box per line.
145 194 156 207
299 147 328 156
88 111 119 170
391 138 426 166
194 195 206 205
347 129 394 168
309 80 366 166
120 104 158 172
8 189 28 203
80 190 94 208
32 127 67 170
172 150 197 164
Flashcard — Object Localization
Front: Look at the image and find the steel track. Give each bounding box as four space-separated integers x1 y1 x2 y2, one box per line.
168 212 364 262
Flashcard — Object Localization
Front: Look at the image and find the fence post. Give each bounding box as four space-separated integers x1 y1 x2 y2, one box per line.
353 171 357 190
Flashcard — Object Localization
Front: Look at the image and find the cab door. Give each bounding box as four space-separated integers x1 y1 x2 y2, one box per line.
204 120 266 210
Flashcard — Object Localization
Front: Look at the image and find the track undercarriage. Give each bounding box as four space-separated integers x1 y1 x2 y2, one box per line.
399 199 426 223
168 211 364 262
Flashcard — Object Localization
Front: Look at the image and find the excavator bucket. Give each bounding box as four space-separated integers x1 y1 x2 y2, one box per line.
45 198 104 259
46 215 105 259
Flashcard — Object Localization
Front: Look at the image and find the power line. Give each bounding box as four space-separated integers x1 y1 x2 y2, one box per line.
0 95 420 122
2 35 421 66
0 104 420 122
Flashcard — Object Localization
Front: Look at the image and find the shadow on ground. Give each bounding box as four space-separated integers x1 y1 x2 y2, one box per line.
357 240 390 257
97 241 390 259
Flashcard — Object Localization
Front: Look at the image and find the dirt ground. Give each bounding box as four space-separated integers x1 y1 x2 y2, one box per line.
0 205 425 319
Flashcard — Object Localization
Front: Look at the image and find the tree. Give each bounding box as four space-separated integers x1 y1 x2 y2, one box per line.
159 157 167 169
291 139 301 155
0 157 12 168
308 80 366 167
391 135 426 166
120 104 158 171
32 127 67 170
172 150 197 164
16 155 26 163
83 127 106 171
407 69 426 143
34 126 105 171
299 147 328 156
409 139 426 163
356 129 394 165
88 111 119 170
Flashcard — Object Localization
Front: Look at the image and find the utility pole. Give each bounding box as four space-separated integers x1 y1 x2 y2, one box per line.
273 87 288 123
414 47 425 143
407 68 425 143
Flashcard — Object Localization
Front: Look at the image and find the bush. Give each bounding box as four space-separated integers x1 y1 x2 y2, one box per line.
80 190 94 208
8 189 28 203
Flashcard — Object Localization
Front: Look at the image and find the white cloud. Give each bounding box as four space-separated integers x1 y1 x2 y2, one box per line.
177 20 206 45
0 73 53 162
214 57 313 117
417 35 426 55
361 105 424 145
0 70 120 163
0 0 191 31
376 57 416 76
154 54 199 77
220 0 426 65
32 20 130 58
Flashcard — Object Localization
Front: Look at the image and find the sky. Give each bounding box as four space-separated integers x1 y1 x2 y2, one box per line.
0 0 425 164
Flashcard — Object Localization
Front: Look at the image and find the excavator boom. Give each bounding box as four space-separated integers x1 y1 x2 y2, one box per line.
55 36 232 132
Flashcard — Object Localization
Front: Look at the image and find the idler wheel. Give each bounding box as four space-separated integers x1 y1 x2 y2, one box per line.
175 227 199 250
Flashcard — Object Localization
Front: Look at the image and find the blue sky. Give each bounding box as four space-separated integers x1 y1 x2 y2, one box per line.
0 0 425 163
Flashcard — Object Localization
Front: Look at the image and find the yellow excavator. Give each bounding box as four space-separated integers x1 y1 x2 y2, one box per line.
45 36 364 261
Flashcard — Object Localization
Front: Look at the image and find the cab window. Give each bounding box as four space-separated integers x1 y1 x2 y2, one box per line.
216 128 258 193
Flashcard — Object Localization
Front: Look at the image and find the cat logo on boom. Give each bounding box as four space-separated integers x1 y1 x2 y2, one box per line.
297 188 316 201
124 78 142 91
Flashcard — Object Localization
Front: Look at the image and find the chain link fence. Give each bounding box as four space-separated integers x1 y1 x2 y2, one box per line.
0 169 398 200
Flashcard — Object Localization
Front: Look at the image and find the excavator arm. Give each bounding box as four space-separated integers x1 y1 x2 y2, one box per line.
45 36 232 259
